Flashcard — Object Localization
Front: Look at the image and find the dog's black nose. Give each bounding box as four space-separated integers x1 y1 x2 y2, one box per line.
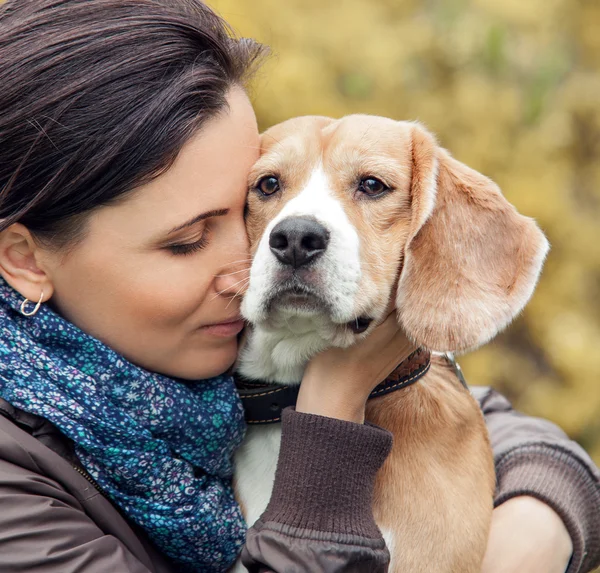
269 217 330 269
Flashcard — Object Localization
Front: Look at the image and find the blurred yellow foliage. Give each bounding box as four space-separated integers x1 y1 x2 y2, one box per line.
210 0 600 463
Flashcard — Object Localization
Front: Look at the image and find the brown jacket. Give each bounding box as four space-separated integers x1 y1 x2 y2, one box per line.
0 388 598 573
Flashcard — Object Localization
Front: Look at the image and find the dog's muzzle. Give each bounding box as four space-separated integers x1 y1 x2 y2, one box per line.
242 202 363 328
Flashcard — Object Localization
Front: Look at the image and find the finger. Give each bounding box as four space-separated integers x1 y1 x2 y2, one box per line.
363 312 401 346
384 296 396 317
391 324 412 346
376 318 414 358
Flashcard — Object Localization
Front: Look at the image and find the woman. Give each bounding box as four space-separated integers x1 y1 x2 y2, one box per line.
0 1 597 572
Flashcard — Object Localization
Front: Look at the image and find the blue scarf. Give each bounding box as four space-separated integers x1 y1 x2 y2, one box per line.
0 279 246 572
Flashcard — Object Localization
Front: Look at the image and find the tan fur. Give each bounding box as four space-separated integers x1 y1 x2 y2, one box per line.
367 356 494 572
397 124 549 352
244 115 548 572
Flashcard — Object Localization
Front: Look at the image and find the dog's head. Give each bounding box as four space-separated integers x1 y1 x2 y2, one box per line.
242 115 549 354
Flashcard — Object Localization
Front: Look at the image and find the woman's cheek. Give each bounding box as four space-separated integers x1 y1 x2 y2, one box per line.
127 255 214 327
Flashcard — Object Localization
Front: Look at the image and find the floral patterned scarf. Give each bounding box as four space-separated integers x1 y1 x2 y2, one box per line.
0 278 246 572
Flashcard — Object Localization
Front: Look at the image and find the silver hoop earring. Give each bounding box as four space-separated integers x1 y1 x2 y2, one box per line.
20 290 44 317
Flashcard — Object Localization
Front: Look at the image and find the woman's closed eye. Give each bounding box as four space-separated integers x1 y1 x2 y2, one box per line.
165 228 211 256
157 208 229 256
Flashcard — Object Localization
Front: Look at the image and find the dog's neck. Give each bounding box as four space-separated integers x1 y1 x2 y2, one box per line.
238 313 416 386
237 315 336 384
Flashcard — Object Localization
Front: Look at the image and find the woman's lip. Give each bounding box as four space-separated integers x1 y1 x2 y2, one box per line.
200 319 245 338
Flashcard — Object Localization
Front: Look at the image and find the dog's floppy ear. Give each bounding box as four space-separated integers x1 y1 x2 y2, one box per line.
396 123 549 353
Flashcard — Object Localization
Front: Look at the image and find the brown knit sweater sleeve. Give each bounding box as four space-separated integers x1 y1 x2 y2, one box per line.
241 407 392 573
473 386 600 573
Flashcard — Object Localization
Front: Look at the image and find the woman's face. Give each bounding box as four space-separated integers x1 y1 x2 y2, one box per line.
42 88 260 379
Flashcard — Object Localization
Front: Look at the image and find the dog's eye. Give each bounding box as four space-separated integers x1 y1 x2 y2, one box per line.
359 177 389 197
256 176 281 197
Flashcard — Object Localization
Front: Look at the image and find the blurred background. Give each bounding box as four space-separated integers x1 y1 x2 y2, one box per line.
209 0 600 463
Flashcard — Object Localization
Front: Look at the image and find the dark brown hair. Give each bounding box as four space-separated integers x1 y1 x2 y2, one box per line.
0 0 266 247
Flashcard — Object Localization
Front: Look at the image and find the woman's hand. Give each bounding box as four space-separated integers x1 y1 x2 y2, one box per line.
297 312 416 423
481 496 573 573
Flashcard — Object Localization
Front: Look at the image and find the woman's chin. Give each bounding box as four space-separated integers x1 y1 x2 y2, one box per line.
172 340 239 381
132 337 240 381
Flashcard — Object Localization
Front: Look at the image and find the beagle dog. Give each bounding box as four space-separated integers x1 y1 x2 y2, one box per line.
234 115 549 572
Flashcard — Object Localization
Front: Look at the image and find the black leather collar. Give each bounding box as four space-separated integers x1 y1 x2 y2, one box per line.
236 348 432 425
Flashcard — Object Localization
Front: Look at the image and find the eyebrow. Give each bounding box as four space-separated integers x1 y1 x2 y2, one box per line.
167 208 229 235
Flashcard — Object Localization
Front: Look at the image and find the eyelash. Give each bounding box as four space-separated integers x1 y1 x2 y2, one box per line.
167 230 210 256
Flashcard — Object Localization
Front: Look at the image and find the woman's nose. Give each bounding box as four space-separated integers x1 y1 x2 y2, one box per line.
214 222 251 299
214 263 250 299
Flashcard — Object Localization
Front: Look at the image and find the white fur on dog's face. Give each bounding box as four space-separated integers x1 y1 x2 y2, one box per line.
242 116 413 357
243 164 362 328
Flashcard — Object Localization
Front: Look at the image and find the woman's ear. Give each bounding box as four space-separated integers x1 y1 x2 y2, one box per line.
0 223 54 303
395 123 550 353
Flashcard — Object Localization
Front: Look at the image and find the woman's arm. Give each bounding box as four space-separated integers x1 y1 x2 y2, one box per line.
241 408 393 572
0 457 155 573
242 313 414 572
481 496 573 573
473 386 600 573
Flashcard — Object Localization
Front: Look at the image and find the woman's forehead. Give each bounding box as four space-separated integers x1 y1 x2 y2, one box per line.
87 89 260 240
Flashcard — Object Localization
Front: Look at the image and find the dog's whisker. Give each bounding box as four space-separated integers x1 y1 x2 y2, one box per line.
261 132 281 145
227 276 252 290
209 276 250 302
226 280 250 309
230 286 249 305
212 276 251 300
216 268 250 278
